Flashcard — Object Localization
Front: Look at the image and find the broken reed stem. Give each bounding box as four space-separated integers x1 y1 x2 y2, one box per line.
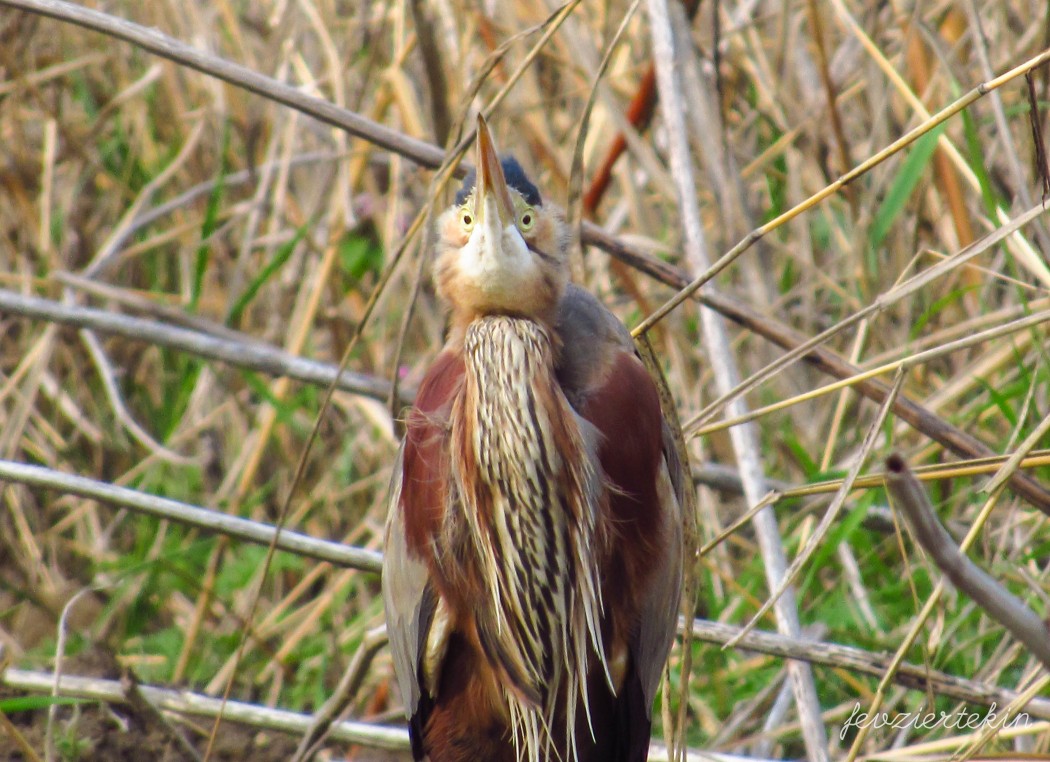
884 454 1050 671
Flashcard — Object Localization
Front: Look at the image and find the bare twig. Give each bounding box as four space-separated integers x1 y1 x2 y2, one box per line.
2 668 410 751
884 454 1050 671
3 663 767 762
47 587 103 762
80 117 206 277
0 290 404 404
6 660 1041 761
292 626 388 761
692 461 791 497
78 328 195 465
54 273 248 342
0 460 382 573
682 617 1050 721
6 613 1050 749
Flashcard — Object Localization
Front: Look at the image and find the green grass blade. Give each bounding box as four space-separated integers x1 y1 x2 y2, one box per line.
0 695 87 712
190 122 231 312
868 124 945 252
225 221 310 327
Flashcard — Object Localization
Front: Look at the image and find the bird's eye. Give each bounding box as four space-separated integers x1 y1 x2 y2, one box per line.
518 208 535 231
461 211 474 230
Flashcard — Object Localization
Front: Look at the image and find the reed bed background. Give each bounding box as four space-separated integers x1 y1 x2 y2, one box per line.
0 0 1048 759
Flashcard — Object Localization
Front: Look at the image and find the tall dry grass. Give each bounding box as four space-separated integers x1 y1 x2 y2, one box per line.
1 0 1048 759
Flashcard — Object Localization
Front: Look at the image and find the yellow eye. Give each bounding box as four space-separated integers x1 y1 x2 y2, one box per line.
461 209 474 230
518 208 535 232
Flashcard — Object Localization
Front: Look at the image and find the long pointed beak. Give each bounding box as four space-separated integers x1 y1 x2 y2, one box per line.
475 114 515 228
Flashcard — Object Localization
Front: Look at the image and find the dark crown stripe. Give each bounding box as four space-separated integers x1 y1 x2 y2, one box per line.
455 156 543 207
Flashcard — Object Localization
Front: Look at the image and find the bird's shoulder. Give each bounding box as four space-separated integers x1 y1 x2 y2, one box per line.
398 349 465 557
554 284 634 403
554 285 666 505
413 347 466 416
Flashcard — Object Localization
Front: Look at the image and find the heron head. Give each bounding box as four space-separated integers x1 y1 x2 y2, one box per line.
435 115 569 330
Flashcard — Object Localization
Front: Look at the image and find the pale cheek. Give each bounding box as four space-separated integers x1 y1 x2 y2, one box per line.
448 229 470 249
534 217 566 254
439 213 470 248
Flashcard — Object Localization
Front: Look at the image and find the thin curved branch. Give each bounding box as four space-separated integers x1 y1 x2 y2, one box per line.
291 626 389 761
2 668 408 750
884 454 1050 672
0 460 382 573
78 328 195 465
0 290 406 405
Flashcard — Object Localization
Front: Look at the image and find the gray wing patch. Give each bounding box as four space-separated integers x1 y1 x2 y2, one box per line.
382 446 437 718
634 449 684 711
554 284 634 406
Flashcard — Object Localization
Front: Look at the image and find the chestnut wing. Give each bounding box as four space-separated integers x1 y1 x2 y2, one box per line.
382 351 464 759
555 286 684 760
